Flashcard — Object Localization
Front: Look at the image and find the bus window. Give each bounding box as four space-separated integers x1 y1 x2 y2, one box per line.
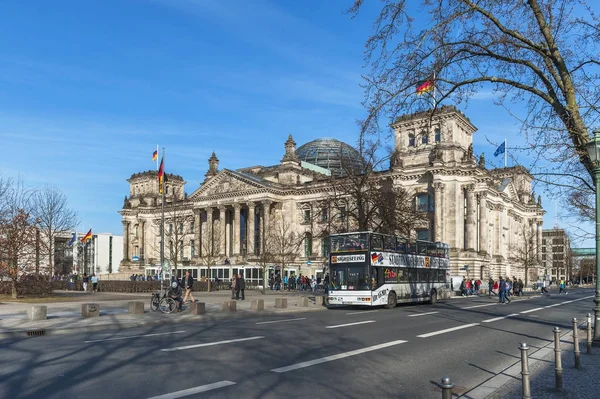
419 270 430 283
417 241 427 255
396 239 407 253
383 267 398 283
406 242 416 254
371 234 384 251
398 268 408 282
408 269 418 283
428 242 437 256
438 270 446 283
384 235 396 252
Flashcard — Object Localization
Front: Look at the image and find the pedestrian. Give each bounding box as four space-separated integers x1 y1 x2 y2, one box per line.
181 271 195 305
91 274 99 292
498 276 506 304
541 279 549 295
168 277 183 312
82 273 89 292
230 275 238 299
559 279 568 294
236 273 246 300
460 277 467 297
504 279 512 303
488 277 496 296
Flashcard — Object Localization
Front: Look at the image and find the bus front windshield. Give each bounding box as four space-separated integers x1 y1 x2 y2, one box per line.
330 265 370 291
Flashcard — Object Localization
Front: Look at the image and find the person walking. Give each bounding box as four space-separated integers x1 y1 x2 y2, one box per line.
236 273 246 300
91 274 99 292
488 278 496 296
498 276 506 304
181 271 195 305
82 274 89 292
559 279 568 294
541 279 549 295
230 275 238 300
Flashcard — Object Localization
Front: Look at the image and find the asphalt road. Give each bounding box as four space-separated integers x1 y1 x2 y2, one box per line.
0 288 594 399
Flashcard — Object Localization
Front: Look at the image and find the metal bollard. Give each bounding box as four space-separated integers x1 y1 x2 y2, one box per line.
587 313 593 354
554 327 563 390
440 376 454 399
573 318 581 369
520 343 531 399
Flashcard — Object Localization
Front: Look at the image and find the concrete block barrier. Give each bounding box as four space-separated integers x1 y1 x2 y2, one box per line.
251 299 264 310
275 298 288 308
298 297 309 307
128 301 145 314
221 301 236 312
27 305 47 321
190 302 206 315
81 303 100 317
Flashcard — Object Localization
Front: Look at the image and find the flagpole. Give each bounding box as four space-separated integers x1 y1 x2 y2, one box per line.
156 144 159 171
160 148 165 289
433 70 437 108
504 138 507 167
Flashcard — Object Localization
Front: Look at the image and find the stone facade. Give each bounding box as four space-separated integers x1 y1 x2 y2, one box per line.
119 106 545 281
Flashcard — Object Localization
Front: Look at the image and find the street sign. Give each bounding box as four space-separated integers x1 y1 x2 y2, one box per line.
132 255 139 261
306 260 312 265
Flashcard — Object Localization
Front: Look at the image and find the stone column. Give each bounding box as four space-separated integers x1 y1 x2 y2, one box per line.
262 201 272 254
206 207 213 256
122 221 130 261
219 206 226 256
478 192 488 254
496 205 504 255
233 204 241 256
465 185 476 250
537 221 543 264
194 209 201 260
247 203 255 255
433 183 444 242
140 220 145 263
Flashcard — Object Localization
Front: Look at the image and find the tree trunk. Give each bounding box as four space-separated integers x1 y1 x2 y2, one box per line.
262 269 267 294
11 280 18 299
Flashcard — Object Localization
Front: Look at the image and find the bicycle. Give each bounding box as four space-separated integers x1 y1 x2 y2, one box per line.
150 290 177 314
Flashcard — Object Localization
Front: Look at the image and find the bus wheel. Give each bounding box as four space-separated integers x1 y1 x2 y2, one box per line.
385 292 397 309
430 289 438 304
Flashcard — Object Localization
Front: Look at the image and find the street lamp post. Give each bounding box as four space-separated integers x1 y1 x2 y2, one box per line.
585 128 600 343
35 218 40 275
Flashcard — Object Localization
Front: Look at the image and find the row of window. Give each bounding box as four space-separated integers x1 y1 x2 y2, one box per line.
408 128 441 147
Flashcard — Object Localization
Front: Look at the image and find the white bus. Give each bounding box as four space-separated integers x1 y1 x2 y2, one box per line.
326 232 450 308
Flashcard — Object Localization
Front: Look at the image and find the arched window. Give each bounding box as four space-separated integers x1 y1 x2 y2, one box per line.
408 134 415 147
434 128 441 142
422 133 428 144
135 224 139 237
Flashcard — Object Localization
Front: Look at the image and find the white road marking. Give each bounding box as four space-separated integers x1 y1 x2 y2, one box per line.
84 331 186 343
408 311 439 317
520 307 545 314
461 303 498 309
271 340 408 373
255 317 306 325
545 304 561 308
346 310 380 315
145 381 236 399
417 323 480 338
325 320 376 329
161 336 264 352
482 314 519 323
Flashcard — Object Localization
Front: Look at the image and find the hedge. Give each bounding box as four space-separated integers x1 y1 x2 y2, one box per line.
0 275 54 296
50 280 260 293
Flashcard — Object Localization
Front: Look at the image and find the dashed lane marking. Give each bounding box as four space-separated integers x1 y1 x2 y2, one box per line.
520 307 545 314
417 323 480 338
408 311 439 317
461 303 498 309
145 381 236 399
482 314 519 323
271 340 408 373
346 310 380 315
161 336 264 352
84 331 186 343
255 318 306 325
326 320 376 329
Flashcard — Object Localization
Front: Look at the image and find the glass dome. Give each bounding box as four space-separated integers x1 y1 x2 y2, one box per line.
296 138 365 177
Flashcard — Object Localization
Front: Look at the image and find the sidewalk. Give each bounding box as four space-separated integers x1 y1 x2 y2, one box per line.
467 326 600 399
0 289 326 339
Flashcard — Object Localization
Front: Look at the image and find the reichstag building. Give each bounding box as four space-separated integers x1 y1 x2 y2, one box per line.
119 106 545 284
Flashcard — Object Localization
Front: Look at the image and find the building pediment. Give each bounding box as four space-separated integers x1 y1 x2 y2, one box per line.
189 170 273 200
496 177 518 200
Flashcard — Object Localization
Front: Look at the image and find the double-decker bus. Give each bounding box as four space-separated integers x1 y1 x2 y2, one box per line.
326 231 450 308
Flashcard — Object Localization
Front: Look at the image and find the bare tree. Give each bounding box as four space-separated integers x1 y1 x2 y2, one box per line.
31 185 79 274
198 213 223 293
0 178 36 298
508 224 539 286
255 219 276 294
351 0 600 221
163 200 192 277
269 213 303 282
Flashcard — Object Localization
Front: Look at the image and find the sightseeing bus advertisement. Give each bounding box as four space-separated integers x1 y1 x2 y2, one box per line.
370 252 449 269
330 254 366 264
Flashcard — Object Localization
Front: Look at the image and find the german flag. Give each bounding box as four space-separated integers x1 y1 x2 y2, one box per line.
152 149 158 161
416 79 434 95
158 156 165 194
80 229 92 243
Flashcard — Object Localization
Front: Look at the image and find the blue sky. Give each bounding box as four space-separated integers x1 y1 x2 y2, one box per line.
0 0 585 244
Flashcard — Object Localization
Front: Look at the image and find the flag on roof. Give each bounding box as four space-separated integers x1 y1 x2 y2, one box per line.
152 149 158 162
416 79 434 94
494 142 506 157
80 229 92 243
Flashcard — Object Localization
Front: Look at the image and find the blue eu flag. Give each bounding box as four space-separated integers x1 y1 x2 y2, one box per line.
494 142 505 157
